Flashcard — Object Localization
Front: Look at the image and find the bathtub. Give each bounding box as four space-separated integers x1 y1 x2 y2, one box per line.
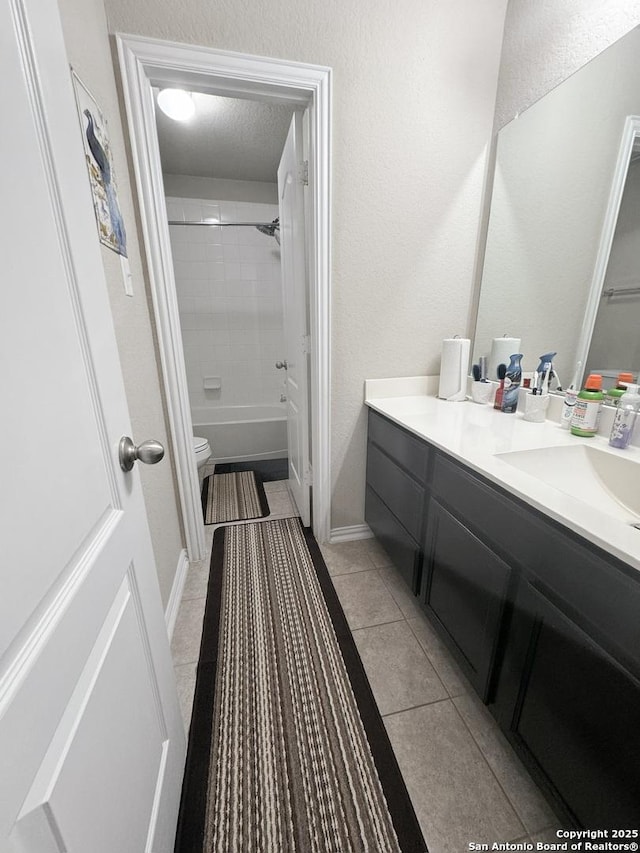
191 404 287 463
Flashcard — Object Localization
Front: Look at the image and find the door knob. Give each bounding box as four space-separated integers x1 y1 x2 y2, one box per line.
275 360 288 369
119 436 165 472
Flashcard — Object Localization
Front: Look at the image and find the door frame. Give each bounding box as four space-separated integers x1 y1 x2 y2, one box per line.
575 114 640 383
116 34 332 556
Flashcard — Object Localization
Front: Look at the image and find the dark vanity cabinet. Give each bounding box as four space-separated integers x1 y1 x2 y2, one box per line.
493 531 640 827
365 408 640 827
365 410 430 592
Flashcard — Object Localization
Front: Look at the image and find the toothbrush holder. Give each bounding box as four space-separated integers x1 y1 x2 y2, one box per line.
523 392 550 422
470 382 495 405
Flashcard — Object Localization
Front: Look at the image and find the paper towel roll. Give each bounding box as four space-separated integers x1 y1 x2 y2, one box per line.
438 337 470 401
488 337 521 381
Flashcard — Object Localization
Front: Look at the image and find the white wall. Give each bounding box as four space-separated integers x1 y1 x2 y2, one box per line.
163 173 278 204
495 0 640 130
167 196 285 418
57 0 185 606
105 0 509 532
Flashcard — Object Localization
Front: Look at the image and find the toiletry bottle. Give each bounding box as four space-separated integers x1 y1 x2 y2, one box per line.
560 361 582 429
561 387 579 428
609 383 640 449
501 353 523 413
604 372 634 407
570 374 604 437
493 363 507 410
535 352 557 393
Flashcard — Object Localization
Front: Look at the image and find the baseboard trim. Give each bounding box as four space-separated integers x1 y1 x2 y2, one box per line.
165 549 189 641
329 524 373 544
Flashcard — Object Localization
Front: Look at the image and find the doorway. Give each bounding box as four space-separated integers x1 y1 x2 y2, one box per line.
155 93 294 476
116 36 332 558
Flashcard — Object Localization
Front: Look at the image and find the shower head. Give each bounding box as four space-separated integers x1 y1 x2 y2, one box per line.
256 217 280 245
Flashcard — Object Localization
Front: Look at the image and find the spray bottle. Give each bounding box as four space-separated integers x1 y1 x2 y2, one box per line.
501 354 524 413
534 352 558 393
560 361 582 429
609 383 640 449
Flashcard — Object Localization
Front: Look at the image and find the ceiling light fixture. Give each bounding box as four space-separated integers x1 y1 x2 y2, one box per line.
157 89 195 121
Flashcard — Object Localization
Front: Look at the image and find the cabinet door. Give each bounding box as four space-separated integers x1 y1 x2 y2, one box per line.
498 579 640 827
423 501 512 701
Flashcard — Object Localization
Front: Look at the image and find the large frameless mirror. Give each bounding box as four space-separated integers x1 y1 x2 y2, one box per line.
473 25 640 392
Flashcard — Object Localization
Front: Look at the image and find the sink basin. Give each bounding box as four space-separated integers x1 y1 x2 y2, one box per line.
495 444 640 521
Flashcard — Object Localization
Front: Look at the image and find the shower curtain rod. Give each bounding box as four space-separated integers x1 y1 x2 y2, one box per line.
601 285 640 298
168 219 274 227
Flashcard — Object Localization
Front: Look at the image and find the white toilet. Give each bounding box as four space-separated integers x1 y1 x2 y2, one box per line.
193 436 212 474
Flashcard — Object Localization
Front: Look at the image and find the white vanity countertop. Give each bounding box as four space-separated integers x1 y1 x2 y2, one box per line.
364 376 640 572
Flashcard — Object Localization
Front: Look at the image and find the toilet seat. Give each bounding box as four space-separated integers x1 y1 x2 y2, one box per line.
193 436 212 473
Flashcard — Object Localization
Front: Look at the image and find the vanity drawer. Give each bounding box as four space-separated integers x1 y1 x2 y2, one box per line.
365 486 422 592
366 442 424 540
368 410 429 484
431 453 536 567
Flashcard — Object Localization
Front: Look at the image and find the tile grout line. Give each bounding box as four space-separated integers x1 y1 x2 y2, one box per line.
349 619 408 637
323 562 381 578
404 614 469 700
394 597 545 837
371 571 450 698
346 616 407 632
377 575 468 701
380 694 453 720
448 695 529 840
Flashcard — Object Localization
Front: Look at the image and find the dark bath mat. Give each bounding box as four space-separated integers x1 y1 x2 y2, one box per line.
174 517 427 853
201 470 269 524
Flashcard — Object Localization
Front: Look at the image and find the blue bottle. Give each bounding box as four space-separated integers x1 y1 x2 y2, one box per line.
501 353 523 413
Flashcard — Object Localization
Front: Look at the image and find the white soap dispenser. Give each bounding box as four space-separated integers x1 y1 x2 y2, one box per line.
609 383 640 449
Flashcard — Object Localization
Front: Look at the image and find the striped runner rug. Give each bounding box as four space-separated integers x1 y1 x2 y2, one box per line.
175 518 426 853
201 470 270 524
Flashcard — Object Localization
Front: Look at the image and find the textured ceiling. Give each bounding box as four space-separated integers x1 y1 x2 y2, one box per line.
155 90 295 183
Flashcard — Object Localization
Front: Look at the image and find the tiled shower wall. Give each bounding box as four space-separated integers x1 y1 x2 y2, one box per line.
167 196 284 411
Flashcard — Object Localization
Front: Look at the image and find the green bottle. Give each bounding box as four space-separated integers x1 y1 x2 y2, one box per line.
570 374 604 437
604 372 634 407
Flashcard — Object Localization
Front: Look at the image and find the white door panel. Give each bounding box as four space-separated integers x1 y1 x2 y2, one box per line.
278 112 311 526
11 575 167 853
0 0 185 849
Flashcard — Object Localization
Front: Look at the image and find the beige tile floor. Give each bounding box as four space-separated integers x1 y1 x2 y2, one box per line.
170 493 563 853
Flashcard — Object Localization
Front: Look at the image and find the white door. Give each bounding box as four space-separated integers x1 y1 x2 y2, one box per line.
278 112 311 526
0 2 186 851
